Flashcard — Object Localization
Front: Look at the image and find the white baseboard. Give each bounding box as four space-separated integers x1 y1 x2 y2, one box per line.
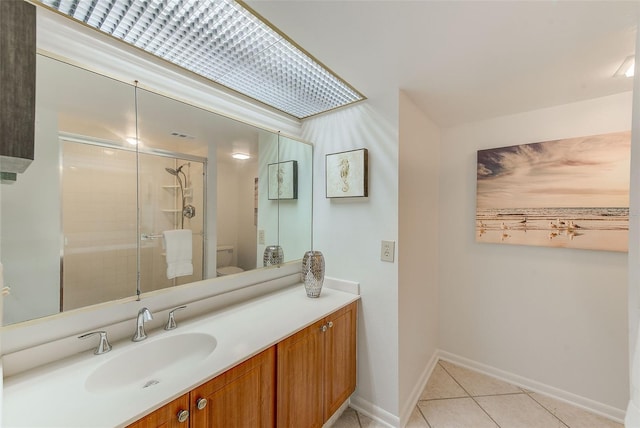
398 351 439 425
346 349 625 427
438 350 626 424
349 395 399 428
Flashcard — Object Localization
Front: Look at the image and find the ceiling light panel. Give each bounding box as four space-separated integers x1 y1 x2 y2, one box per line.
39 0 365 118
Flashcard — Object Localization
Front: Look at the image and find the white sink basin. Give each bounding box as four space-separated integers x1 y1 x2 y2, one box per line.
85 332 217 393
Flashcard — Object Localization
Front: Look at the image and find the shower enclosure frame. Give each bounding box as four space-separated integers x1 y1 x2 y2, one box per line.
58 132 208 310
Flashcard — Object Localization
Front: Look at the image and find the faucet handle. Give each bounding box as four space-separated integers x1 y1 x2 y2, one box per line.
165 305 187 330
79 331 112 355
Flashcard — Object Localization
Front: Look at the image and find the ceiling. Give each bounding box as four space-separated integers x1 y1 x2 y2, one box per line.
246 1 639 127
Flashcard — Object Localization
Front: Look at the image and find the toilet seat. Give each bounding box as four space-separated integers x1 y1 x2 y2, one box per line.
217 266 244 276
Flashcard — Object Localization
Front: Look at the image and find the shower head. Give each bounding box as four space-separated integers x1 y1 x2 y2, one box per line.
165 164 186 176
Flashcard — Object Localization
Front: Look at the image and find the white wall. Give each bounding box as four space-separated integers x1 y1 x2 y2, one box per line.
302 101 400 424
439 92 632 412
257 132 279 266
398 92 440 424
1 103 60 324
236 161 258 271
217 160 241 266
627 20 640 415
278 136 313 261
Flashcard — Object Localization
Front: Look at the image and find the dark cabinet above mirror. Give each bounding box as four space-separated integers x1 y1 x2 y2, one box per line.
0 0 36 177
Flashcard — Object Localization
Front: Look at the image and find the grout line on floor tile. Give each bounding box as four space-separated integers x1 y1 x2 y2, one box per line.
469 396 503 428
418 395 473 403
354 408 363 428
471 391 529 398
525 391 570 428
437 360 472 396
437 360 504 428
416 404 434 428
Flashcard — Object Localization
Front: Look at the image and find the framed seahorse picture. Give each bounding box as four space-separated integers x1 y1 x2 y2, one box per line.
268 160 298 200
326 148 368 198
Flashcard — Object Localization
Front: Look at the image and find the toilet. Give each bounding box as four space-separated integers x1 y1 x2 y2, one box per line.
216 245 244 276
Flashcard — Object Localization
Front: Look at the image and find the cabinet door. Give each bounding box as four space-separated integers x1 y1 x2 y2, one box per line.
324 302 358 420
191 346 276 428
276 319 325 428
0 0 36 173
126 393 190 428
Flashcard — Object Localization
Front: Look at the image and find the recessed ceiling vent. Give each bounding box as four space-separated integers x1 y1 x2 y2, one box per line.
170 132 194 139
37 0 365 119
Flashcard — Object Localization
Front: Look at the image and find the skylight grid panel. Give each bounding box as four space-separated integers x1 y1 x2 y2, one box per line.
155 26 189 58
100 11 130 35
96 1 122 24
223 70 317 117
164 34 202 65
53 0 75 13
159 7 220 65
102 2 138 34
118 5 156 44
111 12 141 40
211 32 280 80
219 66 316 116
91 0 121 26
128 10 162 47
178 0 211 29
134 2 182 51
278 39 362 104
139 19 175 52
161 0 195 31
71 2 93 21
39 0 364 118
144 16 184 56
127 13 165 48
230 72 315 113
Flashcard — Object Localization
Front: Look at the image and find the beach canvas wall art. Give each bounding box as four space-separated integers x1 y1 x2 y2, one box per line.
476 131 630 252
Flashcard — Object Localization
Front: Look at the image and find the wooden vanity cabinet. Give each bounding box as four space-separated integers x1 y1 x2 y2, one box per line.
128 301 356 428
127 347 275 428
276 302 357 428
190 346 275 427
126 394 190 428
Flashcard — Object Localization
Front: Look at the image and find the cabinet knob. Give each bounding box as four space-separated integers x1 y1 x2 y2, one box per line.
196 397 208 410
327 321 334 328
321 324 328 332
177 409 189 423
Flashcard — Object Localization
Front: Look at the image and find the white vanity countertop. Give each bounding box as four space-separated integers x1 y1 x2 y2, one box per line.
3 284 359 428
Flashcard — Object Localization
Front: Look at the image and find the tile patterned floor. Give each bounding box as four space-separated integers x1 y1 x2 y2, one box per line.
332 360 623 428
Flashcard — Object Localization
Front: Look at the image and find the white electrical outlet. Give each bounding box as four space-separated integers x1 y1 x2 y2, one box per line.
258 230 265 245
381 240 395 262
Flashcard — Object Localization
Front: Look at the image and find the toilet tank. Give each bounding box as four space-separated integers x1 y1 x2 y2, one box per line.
216 246 234 268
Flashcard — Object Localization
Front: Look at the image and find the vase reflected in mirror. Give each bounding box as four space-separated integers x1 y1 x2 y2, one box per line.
263 245 284 267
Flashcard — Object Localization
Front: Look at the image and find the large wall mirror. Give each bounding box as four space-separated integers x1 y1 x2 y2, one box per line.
1 54 312 326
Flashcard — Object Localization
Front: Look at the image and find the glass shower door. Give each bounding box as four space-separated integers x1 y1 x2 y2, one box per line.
61 140 138 310
138 153 205 292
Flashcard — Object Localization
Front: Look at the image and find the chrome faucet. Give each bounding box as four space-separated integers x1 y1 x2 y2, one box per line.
79 330 112 355
132 307 153 342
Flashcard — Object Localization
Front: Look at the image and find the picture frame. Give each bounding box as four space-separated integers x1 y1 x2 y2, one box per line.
268 160 298 200
476 130 630 252
326 148 368 198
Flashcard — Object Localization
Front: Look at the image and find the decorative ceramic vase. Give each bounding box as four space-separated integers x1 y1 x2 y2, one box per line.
263 245 284 267
301 250 325 298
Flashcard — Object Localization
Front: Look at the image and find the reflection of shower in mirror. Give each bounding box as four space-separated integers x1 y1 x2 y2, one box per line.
165 163 196 229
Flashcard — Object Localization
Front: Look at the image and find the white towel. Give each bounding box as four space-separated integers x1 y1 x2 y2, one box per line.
163 229 193 279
